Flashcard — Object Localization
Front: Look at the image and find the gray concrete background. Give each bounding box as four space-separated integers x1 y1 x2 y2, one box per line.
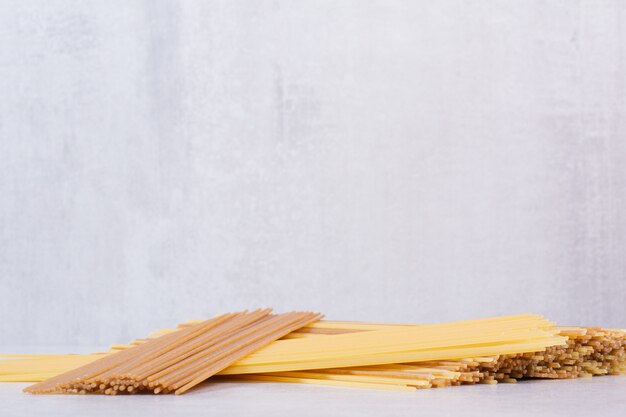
1 0 625 346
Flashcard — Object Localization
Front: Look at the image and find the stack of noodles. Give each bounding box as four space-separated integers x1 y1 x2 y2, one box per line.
21 310 322 395
232 324 626 390
2 312 625 394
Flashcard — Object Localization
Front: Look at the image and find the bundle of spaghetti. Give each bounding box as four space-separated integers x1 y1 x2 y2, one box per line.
23 309 322 395
6 315 626 393
222 327 626 390
218 314 565 374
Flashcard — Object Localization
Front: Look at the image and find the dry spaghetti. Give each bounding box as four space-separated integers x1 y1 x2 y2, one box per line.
23 309 322 395
3 312 624 394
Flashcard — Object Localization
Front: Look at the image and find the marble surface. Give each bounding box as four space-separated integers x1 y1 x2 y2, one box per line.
3 376 626 417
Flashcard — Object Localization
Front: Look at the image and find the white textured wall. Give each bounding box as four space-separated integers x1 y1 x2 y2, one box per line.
1 0 625 346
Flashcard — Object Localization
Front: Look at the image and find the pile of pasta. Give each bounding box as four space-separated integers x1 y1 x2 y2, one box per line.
22 310 321 395
230 324 626 391
1 311 625 394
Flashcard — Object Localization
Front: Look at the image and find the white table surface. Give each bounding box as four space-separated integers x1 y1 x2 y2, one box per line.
4 375 626 417
2 347 626 417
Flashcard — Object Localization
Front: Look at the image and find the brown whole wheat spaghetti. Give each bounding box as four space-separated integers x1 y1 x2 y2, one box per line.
24 309 322 395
